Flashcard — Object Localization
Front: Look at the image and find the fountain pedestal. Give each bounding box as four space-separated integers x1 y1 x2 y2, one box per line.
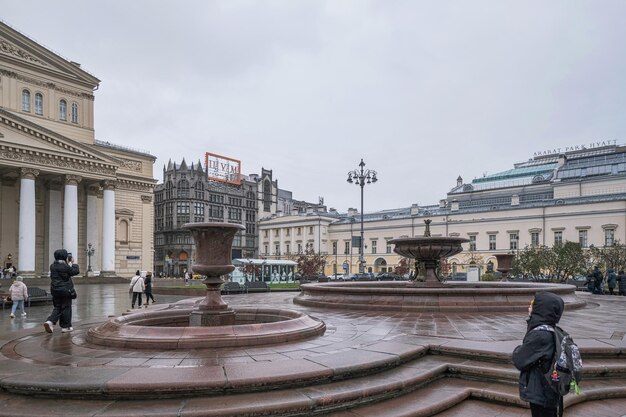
183 222 245 327
495 253 514 282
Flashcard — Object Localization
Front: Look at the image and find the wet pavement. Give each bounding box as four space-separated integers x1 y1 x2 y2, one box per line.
1 284 626 416
0 281 188 334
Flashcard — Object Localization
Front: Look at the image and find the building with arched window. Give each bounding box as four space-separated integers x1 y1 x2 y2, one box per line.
0 21 156 277
260 142 626 278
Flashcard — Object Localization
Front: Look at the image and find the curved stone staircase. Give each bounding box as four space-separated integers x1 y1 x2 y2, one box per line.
1 331 626 417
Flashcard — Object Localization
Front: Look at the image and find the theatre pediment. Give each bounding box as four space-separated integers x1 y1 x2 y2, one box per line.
0 23 100 87
0 110 119 178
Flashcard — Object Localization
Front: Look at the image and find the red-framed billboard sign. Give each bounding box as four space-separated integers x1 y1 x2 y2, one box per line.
205 152 242 185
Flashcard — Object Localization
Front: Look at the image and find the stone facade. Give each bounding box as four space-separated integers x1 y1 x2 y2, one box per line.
260 144 626 277
0 22 156 277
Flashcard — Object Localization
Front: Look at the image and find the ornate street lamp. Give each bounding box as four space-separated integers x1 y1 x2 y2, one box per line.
347 159 378 274
86 243 95 274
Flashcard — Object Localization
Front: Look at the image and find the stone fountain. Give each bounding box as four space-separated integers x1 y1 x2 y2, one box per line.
294 220 585 312
390 219 466 286
87 222 325 349
185 222 242 326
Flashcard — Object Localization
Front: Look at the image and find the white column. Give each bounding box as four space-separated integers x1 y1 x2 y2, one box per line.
46 181 63 275
18 168 39 277
63 175 81 263
86 185 99 275
101 181 116 276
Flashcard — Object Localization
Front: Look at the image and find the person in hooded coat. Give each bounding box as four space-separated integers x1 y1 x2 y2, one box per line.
512 291 565 417
44 249 80 333
607 268 617 295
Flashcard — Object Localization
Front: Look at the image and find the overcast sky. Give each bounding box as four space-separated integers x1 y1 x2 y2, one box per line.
3 1 626 212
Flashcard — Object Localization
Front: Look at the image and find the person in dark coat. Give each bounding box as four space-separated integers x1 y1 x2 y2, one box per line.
44 249 80 333
143 272 156 307
512 291 565 417
607 268 617 295
593 265 604 294
585 270 594 293
618 270 626 296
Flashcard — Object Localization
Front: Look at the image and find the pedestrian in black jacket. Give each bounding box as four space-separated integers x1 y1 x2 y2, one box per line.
512 291 565 417
618 270 626 296
43 249 80 333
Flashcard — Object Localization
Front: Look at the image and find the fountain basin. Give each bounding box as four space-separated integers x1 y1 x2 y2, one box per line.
294 281 585 312
87 305 325 349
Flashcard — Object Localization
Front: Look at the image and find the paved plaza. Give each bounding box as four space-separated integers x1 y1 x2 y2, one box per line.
1 282 626 416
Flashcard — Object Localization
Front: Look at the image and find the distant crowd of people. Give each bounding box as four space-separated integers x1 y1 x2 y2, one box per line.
0 266 16 280
586 265 626 295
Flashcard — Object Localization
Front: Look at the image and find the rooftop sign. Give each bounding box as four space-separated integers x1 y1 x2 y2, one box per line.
205 152 241 185
533 140 617 157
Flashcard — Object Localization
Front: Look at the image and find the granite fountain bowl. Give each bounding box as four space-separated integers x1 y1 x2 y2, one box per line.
294 280 585 312
86 300 326 349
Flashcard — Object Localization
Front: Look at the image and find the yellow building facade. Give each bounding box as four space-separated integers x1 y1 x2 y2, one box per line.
0 22 156 277
260 143 626 277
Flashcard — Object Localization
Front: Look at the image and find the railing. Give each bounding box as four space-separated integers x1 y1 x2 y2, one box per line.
94 140 152 156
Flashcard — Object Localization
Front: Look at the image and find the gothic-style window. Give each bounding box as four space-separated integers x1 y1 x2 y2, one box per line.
177 180 189 198
263 179 271 212
22 89 31 112
59 100 67 121
34 93 43 115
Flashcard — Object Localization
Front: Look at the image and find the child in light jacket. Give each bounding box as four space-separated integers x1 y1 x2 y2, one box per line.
8 276 28 318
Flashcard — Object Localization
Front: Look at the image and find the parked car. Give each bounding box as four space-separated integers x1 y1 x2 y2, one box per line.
376 273 400 281
328 274 346 281
349 273 376 281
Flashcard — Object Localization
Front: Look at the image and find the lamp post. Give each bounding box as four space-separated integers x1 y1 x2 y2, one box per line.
86 243 95 274
347 159 378 274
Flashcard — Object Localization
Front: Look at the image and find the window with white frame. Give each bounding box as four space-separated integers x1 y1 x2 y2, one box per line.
371 240 377 254
298 243 302 253
469 235 477 251
531 232 539 247
488 234 496 250
332 241 337 255
286 244 290 254
554 231 563 245
34 93 43 115
275 244 280 255
579 230 588 248
71 102 78 123
22 89 30 112
59 99 67 121
264 244 268 255
344 241 350 255
605 228 615 247
386 240 392 253
509 233 519 250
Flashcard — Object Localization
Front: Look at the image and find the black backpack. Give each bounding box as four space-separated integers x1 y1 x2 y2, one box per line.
533 324 583 396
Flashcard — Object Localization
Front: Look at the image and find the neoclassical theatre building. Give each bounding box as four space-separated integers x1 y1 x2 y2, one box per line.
260 142 626 277
0 21 156 277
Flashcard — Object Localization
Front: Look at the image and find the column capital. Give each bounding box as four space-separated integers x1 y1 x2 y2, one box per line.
47 179 64 191
65 174 82 186
20 168 39 180
86 183 100 196
101 180 117 191
141 195 153 203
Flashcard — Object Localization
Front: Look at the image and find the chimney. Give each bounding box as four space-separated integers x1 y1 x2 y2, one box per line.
348 208 358 216
439 199 447 209
451 199 459 212
410 204 419 215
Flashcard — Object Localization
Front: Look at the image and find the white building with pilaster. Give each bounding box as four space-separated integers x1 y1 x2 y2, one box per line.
0 21 156 277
